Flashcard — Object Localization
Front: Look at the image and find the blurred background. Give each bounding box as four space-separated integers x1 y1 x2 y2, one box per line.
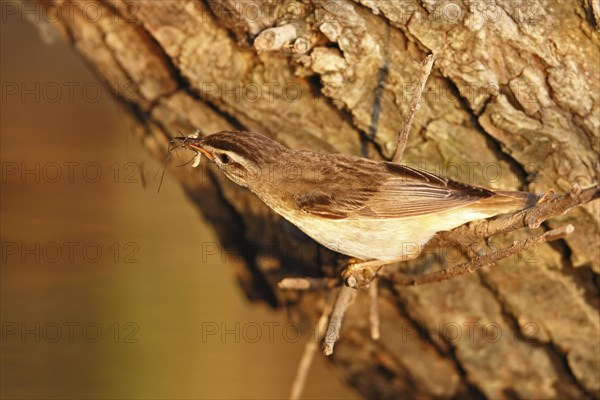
0 10 357 400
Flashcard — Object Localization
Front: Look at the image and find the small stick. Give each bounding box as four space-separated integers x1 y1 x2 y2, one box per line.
278 277 338 290
369 279 380 340
289 298 333 400
323 286 357 356
392 52 436 163
393 225 574 286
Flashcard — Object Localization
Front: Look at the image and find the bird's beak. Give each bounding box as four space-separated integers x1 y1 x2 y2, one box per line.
189 142 214 161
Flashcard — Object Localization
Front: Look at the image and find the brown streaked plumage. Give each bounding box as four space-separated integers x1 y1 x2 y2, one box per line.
174 130 539 261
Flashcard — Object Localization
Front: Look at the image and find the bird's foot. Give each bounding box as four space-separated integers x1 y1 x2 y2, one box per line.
342 262 376 289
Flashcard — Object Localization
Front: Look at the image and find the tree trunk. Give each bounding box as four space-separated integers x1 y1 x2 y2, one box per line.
36 0 600 398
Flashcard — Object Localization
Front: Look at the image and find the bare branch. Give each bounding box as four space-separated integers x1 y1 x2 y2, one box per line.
369 280 380 340
323 286 357 356
290 298 333 400
393 224 574 286
392 53 436 163
278 277 338 290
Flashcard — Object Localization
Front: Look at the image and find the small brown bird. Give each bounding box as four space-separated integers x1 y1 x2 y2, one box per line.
174 130 539 269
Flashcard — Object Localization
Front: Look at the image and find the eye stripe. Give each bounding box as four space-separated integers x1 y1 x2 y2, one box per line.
202 130 290 166
205 137 262 164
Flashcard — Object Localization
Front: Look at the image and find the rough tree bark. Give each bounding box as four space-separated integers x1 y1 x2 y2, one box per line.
35 0 599 398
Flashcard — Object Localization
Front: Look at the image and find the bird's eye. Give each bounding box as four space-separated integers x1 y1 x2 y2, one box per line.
219 153 230 164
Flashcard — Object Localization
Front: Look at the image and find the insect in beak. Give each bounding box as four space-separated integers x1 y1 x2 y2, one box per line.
171 131 215 167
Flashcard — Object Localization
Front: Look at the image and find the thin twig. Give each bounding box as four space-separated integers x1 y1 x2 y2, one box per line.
289 297 334 400
392 52 436 163
369 279 380 340
393 224 574 286
323 286 357 356
278 277 339 290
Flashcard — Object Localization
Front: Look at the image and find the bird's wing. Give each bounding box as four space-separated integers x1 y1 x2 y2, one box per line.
293 162 494 220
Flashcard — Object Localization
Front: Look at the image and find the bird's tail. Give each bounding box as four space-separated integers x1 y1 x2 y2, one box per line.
472 185 599 219
493 190 542 210
470 190 541 217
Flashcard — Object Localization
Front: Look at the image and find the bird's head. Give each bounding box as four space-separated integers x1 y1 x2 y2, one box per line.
175 130 289 188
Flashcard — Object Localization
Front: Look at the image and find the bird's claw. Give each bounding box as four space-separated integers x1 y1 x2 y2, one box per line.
342 263 376 289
